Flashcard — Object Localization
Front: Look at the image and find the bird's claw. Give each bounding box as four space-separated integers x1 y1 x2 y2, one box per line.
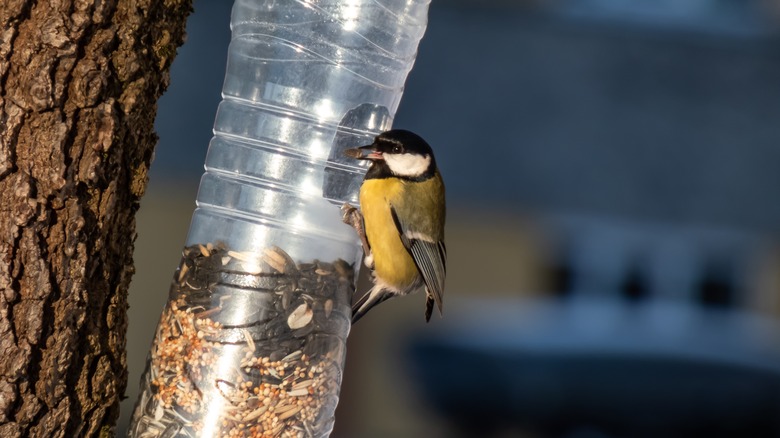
341 203 361 228
341 203 372 260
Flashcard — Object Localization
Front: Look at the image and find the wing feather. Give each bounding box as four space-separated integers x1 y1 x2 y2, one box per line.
390 206 446 316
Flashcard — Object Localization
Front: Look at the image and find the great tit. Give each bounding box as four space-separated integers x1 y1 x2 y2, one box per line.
342 129 446 324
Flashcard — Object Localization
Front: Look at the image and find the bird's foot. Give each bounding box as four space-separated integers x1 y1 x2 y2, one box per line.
341 203 361 228
341 203 372 259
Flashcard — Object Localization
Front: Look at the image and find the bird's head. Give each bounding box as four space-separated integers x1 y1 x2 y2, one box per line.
345 129 436 178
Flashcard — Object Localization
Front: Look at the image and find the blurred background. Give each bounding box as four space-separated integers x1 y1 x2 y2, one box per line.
119 0 780 436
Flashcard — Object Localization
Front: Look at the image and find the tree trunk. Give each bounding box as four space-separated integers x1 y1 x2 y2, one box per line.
0 0 191 436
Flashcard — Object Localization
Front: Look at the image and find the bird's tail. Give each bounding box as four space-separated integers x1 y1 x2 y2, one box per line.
351 285 393 324
425 294 435 322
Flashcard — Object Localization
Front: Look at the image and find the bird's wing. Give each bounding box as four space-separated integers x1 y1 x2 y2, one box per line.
390 206 446 316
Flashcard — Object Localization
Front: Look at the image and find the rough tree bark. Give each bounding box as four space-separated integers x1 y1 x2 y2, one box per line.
0 0 191 436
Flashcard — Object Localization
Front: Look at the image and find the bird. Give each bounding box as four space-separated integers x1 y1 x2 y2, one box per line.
341 129 446 324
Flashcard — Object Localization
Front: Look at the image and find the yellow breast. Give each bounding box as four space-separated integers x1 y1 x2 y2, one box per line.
359 178 420 292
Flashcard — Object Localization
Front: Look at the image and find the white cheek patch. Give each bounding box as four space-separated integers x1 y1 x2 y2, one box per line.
384 153 431 178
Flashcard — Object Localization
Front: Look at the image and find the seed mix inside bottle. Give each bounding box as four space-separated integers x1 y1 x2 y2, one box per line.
130 242 353 438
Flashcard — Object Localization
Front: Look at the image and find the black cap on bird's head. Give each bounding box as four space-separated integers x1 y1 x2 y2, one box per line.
345 129 437 179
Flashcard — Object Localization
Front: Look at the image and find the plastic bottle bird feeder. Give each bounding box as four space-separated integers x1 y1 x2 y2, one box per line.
128 0 430 436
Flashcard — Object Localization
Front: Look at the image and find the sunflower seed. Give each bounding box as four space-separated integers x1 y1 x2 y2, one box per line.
287 303 313 330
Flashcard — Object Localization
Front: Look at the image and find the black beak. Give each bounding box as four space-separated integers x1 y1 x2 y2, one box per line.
344 144 384 161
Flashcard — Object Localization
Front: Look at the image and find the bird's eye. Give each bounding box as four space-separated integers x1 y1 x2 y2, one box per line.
392 145 402 153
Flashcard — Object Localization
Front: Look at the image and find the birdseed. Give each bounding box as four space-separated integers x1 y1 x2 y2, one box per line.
129 243 353 438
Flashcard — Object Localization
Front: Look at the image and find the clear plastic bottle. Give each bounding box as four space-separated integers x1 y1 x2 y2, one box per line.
128 0 429 437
